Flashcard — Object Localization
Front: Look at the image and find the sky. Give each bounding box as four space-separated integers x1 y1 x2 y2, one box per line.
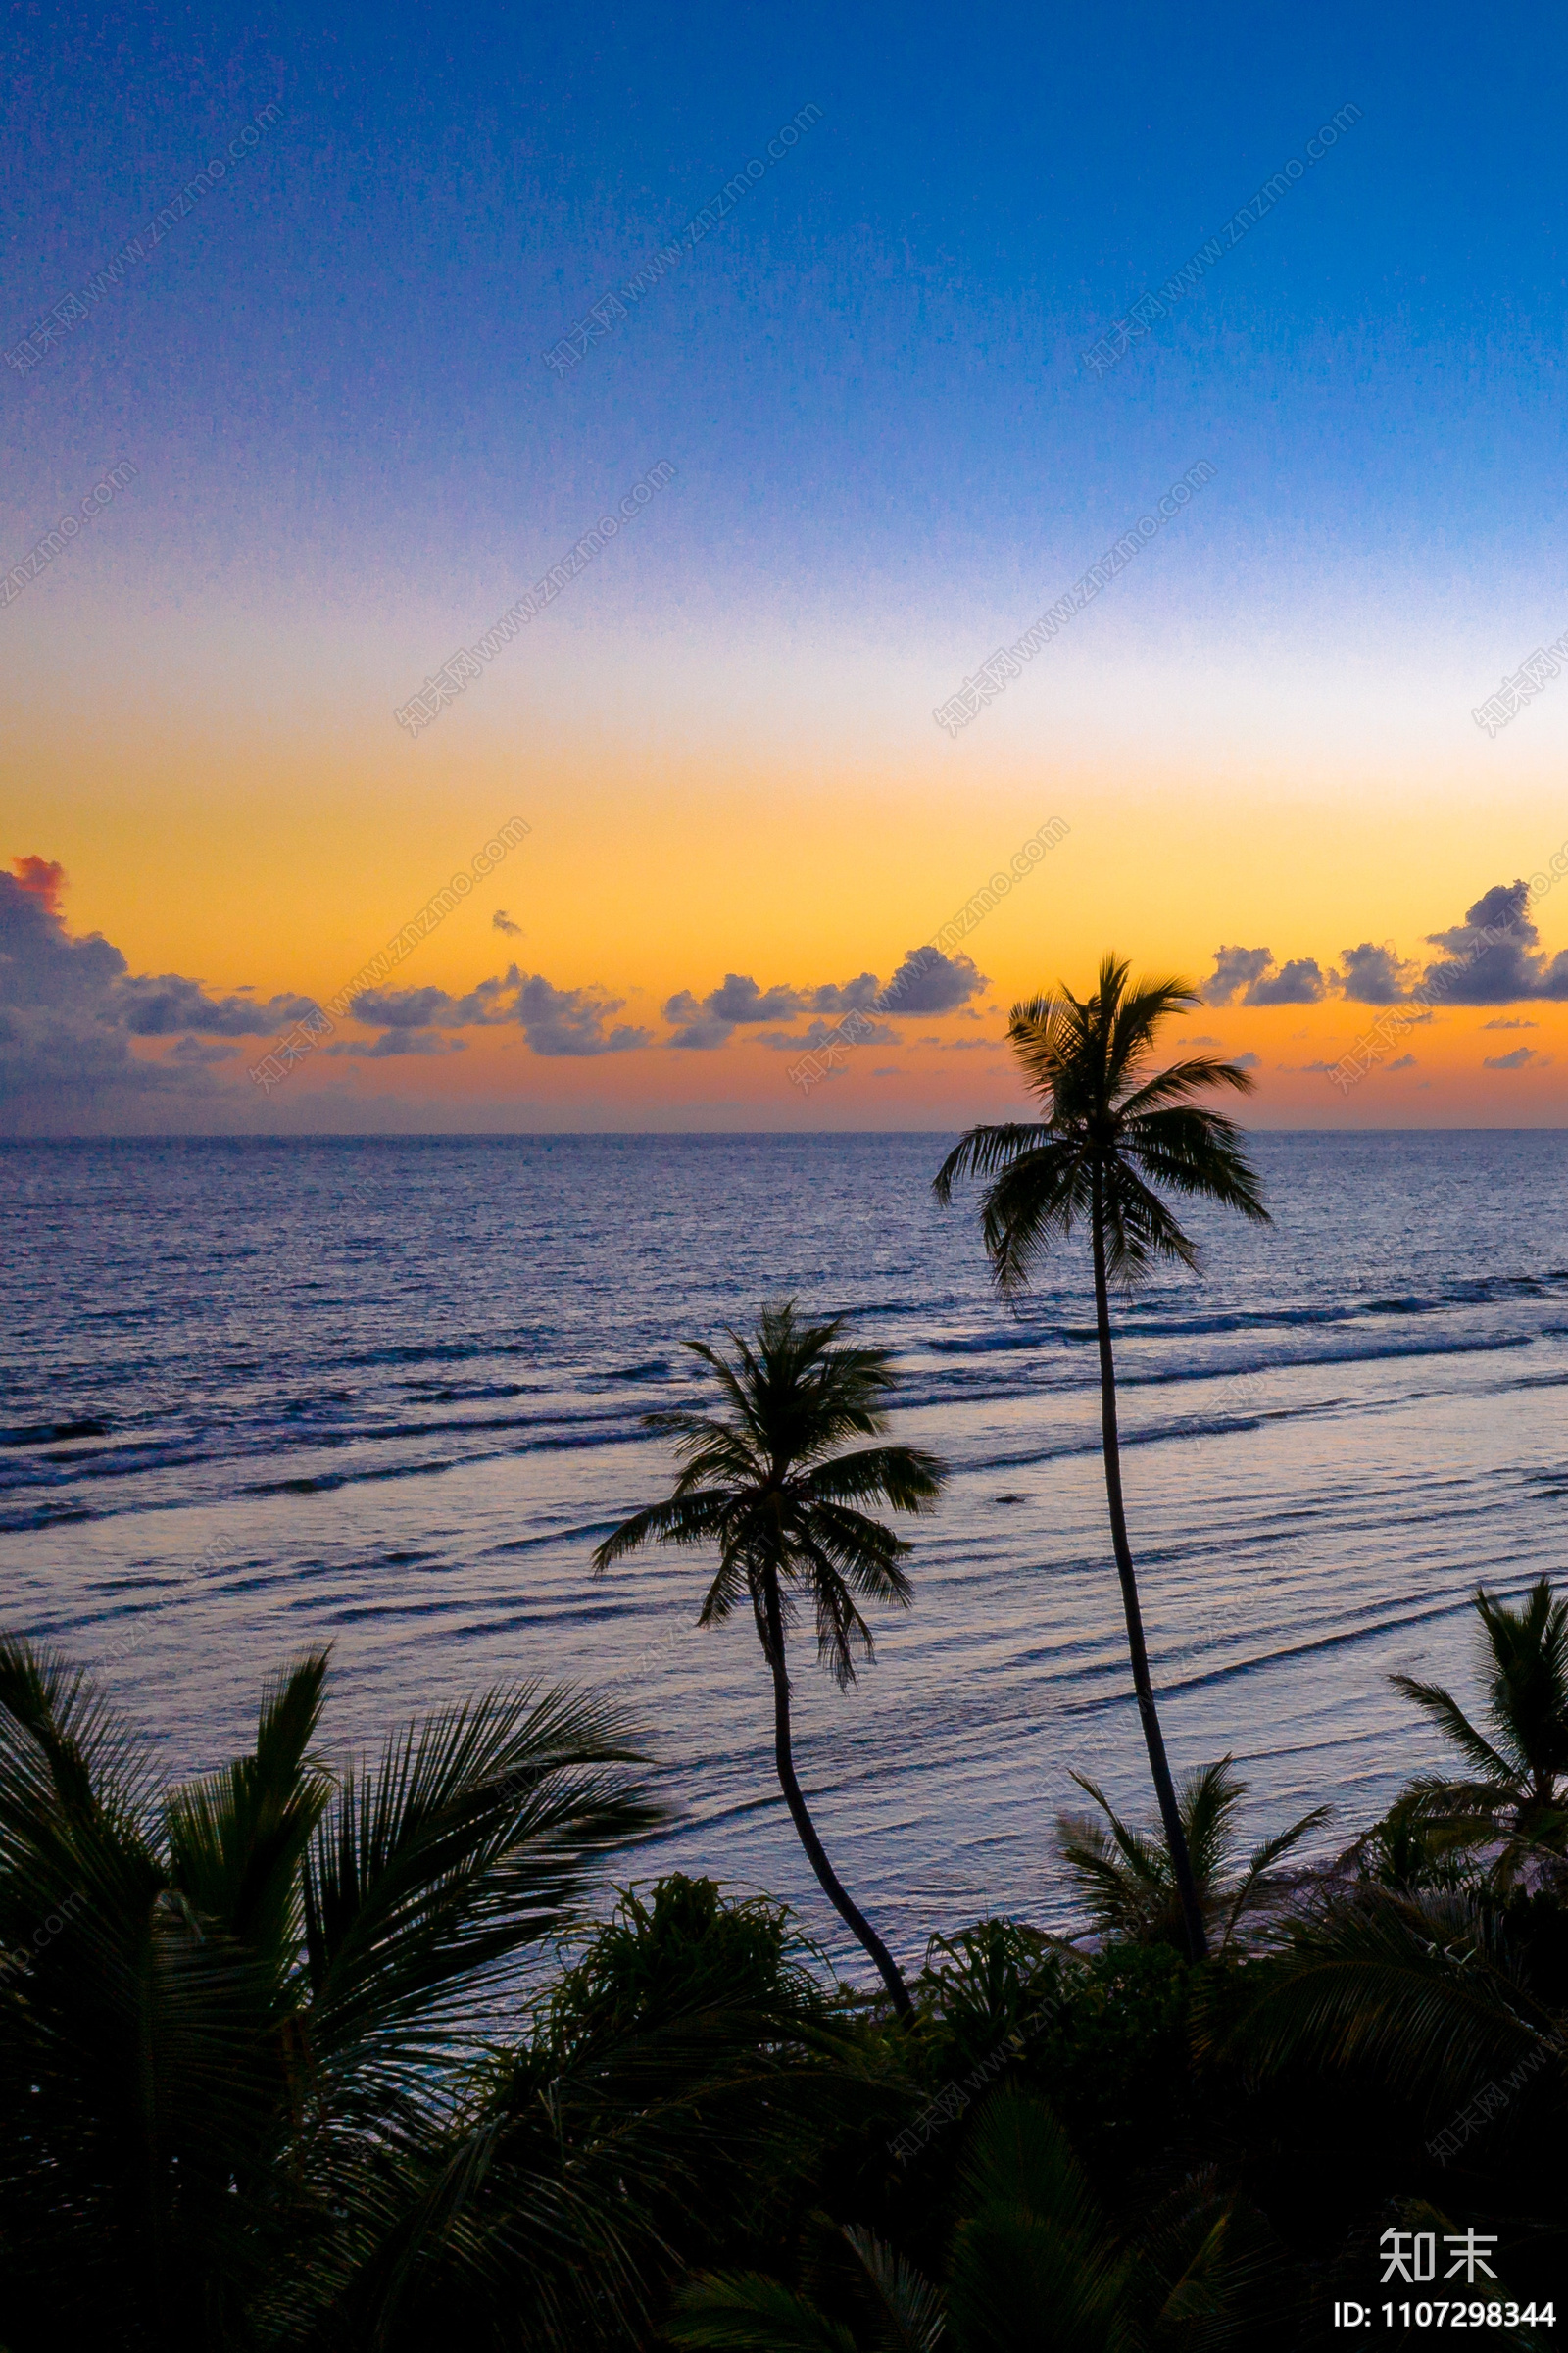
4 0 1568 1133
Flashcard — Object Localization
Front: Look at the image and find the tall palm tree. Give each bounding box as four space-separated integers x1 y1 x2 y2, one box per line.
593 1299 946 2016
933 956 1269 1962
1391 1576 1568 1879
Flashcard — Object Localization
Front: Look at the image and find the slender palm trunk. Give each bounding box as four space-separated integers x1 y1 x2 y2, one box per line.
1090 1176 1209 1963
760 1573 913 2016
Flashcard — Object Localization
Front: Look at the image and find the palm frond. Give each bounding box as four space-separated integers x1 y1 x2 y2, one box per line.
301 1682 661 2094
930 1122 1049 1203
1390 1674 1519 1785
669 2271 860 2352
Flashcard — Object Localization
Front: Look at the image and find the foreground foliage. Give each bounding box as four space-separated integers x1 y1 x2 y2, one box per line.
3 1584 1566 2347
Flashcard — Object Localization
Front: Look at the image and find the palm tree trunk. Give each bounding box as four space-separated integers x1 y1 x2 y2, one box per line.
760 1573 913 2016
1090 1175 1209 1963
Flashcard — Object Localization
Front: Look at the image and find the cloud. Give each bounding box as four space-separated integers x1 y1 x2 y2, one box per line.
757 1018 900 1051
662 990 737 1051
1336 941 1417 1003
334 1029 468 1058
514 974 649 1056
348 969 645 1055
166 1036 243 1066
1422 881 1568 1005
707 973 805 1023
492 908 522 936
660 972 807 1049
1483 1045 1548 1070
1233 1051 1261 1069
660 950 985 1051
1203 947 1273 1005
1387 1054 1418 1070
116 972 318 1036
349 976 514 1029
12 856 65 915
1482 1018 1537 1030
880 946 987 1013
1250 957 1326 1005
808 971 882 1013
0 856 312 1127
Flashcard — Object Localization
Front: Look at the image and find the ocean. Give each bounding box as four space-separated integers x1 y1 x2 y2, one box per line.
2 1131 1564 1973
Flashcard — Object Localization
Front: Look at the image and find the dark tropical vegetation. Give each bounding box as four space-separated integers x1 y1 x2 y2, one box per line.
1054 1756 1331 1953
934 956 1270 1962
3 1578 1565 2347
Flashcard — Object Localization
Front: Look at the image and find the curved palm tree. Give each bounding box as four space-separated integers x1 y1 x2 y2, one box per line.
933 956 1270 1962
1054 1757 1330 1952
592 1299 947 2016
1391 1576 1568 1880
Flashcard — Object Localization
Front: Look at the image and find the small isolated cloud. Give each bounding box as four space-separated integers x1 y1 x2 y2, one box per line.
870 1065 902 1077
1233 1051 1261 1069
1483 1045 1547 1070
1336 941 1417 1004
1387 1054 1418 1071
1483 1017 1537 1030
492 908 522 937
1178 1033 1222 1048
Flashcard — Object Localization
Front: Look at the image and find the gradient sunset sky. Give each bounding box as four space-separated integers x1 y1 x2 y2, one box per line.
5 1 1568 1131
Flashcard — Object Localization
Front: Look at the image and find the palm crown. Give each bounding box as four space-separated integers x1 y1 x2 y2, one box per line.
1055 1757 1330 1952
932 956 1269 1287
593 1300 945 1689
1392 1576 1568 1871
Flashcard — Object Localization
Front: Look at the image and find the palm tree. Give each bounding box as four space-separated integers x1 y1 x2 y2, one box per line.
0 1636 660 2350
592 1299 946 2016
1055 1757 1330 1952
933 956 1270 1962
1391 1576 1568 1880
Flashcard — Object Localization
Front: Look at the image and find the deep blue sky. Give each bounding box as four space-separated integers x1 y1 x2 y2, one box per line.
5 0 1566 637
